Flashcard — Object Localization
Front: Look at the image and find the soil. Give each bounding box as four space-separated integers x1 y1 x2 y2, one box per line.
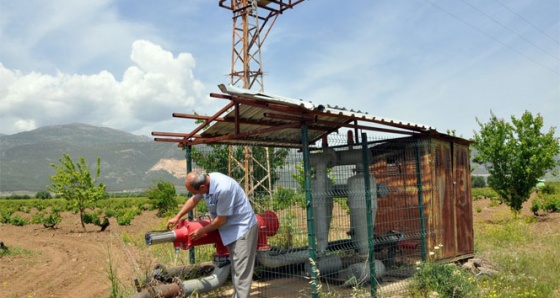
1 196 558 298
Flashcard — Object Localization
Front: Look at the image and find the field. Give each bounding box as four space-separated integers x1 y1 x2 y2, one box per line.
1 191 560 298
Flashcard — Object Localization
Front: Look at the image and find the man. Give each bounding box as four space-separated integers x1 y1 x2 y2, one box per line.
167 171 258 298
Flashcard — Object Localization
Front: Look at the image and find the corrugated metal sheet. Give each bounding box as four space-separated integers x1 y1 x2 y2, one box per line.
153 84 437 148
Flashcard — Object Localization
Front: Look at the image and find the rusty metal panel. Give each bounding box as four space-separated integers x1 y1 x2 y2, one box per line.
454 144 474 255
370 138 473 261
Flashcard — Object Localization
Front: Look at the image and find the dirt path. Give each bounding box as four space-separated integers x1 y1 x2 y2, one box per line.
0 210 163 298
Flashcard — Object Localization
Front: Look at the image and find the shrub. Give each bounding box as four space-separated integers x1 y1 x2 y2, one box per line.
539 184 556 195
411 245 477 297
1 209 14 223
35 191 52 199
115 208 140 226
471 187 499 201
9 215 29 226
42 211 62 228
411 261 477 298
272 187 304 211
32 212 44 224
146 180 178 217
83 211 110 231
532 193 560 215
471 176 486 188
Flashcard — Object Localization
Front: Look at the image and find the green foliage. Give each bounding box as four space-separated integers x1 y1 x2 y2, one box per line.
47 153 106 231
471 187 499 201
9 215 29 226
531 193 560 215
6 194 31 200
1 208 14 223
539 183 556 195
411 245 477 298
115 208 141 225
292 160 336 192
32 210 63 228
471 176 486 188
83 210 110 230
35 190 52 199
0 245 33 258
473 111 560 213
41 211 62 228
146 180 178 217
272 187 305 211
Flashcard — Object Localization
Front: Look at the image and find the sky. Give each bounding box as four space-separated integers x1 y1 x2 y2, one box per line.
0 0 558 140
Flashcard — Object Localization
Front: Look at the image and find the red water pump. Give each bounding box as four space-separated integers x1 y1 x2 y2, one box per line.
145 211 279 257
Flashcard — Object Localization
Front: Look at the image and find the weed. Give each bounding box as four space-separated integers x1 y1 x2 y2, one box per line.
410 244 478 298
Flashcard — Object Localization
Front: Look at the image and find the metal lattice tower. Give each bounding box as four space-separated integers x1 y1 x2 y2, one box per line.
219 0 305 197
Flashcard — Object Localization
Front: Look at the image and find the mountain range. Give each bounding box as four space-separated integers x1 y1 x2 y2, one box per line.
1 123 556 195
0 123 187 194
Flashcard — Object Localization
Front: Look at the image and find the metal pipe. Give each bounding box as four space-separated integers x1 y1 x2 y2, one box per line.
145 230 176 246
309 148 336 255
301 124 319 298
180 262 231 295
134 261 231 298
361 132 376 297
256 250 309 268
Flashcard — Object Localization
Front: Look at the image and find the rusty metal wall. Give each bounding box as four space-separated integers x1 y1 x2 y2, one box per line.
370 138 474 262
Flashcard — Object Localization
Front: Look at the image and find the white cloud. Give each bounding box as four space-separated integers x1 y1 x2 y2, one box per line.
0 40 208 136
0 0 158 75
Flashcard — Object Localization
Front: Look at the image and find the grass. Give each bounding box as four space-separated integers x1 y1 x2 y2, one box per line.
0 245 33 258
473 213 560 297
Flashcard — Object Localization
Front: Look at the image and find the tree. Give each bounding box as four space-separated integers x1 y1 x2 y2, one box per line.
472 111 559 214
47 153 106 231
146 180 178 217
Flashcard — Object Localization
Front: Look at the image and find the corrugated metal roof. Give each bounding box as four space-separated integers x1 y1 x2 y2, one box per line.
152 84 437 148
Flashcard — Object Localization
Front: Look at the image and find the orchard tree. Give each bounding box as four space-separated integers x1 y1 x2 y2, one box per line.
146 180 178 217
472 111 559 214
47 153 106 230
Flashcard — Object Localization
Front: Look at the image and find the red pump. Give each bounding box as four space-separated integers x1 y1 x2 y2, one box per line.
145 211 280 257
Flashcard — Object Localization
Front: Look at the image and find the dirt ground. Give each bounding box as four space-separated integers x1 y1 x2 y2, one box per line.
1 196 558 298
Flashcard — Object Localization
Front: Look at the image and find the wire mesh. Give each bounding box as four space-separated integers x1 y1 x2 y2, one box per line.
172 131 472 297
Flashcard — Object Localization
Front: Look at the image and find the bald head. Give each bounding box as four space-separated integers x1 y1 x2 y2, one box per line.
186 171 208 192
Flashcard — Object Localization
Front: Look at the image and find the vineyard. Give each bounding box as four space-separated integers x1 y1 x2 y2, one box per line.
0 197 163 229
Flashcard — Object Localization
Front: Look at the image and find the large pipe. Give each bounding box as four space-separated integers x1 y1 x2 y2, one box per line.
132 261 231 298
309 148 336 255
180 261 231 295
340 260 386 287
256 250 309 268
347 162 378 256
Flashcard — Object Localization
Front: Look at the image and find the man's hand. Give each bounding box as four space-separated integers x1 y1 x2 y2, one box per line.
189 228 205 241
166 217 179 230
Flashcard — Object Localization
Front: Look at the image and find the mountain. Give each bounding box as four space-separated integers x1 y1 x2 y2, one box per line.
0 123 187 194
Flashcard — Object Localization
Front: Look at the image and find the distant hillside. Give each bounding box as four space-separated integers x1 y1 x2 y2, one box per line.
0 124 187 194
